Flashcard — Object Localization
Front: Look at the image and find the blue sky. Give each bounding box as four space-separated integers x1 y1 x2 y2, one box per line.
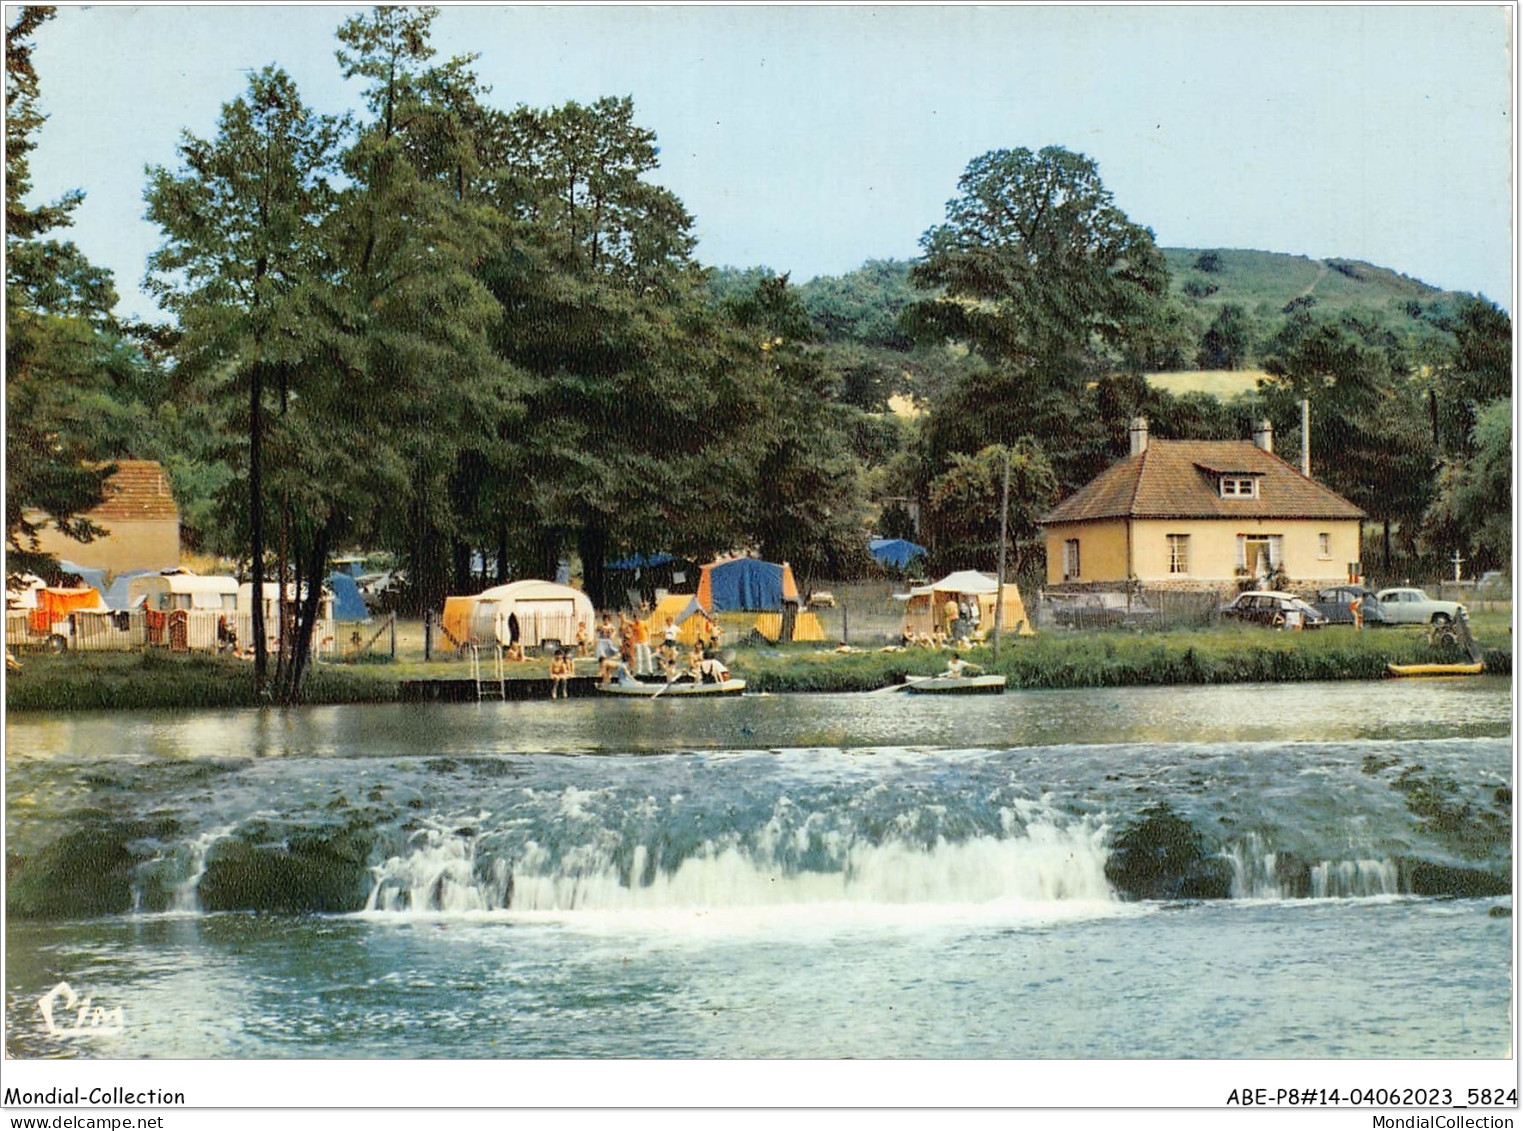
22 4 1516 321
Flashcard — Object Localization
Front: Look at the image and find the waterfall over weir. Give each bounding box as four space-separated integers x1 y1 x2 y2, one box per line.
1224 833 1403 900
361 809 1116 915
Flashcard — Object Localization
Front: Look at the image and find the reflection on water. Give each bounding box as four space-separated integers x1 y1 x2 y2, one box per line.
7 677 1512 760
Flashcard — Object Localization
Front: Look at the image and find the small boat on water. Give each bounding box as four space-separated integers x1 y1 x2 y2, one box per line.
1386 662 1485 678
597 678 747 697
902 673 1007 695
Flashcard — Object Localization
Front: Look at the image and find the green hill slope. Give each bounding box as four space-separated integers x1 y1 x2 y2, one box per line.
1162 248 1466 323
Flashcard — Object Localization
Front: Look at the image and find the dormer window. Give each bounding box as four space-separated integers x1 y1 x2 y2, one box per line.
1220 476 1259 498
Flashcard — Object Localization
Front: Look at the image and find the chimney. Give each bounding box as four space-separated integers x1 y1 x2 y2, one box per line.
1128 416 1149 457
1253 419 1273 454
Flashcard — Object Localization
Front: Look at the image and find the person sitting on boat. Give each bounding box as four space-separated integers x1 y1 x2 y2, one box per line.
657 650 681 683
694 644 730 684
942 652 983 679
548 649 573 699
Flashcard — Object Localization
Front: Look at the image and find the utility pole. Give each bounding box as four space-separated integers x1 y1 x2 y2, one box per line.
993 446 1012 661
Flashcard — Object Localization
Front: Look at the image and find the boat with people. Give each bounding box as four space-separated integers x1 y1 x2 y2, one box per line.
596 677 747 697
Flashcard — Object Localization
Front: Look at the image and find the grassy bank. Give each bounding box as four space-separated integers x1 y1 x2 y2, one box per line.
5 650 400 712
6 617 1508 711
733 621 1511 693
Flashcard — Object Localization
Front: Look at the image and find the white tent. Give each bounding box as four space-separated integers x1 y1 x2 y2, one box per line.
895 570 1033 639
440 580 595 649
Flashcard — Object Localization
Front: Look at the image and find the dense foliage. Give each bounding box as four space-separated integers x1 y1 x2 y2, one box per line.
10 6 1510 701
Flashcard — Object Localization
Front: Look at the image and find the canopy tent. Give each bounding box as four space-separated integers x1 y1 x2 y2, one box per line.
647 593 710 647
868 538 927 571
440 580 595 650
327 572 370 622
697 556 800 612
895 570 1034 640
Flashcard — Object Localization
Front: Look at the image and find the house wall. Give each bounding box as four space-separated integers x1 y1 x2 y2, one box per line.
1043 521 1130 585
1046 517 1362 589
32 518 180 574
1131 517 1360 587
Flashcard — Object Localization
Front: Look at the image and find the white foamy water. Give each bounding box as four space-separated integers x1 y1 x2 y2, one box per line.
1225 832 1403 900
358 807 1116 928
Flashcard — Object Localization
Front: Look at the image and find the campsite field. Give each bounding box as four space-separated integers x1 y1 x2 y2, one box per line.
6 605 1509 710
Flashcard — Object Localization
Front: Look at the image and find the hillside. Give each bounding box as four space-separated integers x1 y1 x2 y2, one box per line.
782 250 1477 392
1161 248 1467 326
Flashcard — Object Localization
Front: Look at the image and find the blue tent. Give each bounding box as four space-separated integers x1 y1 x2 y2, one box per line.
102 568 166 610
698 556 798 612
606 552 676 571
868 538 927 570
328 572 370 621
57 560 109 595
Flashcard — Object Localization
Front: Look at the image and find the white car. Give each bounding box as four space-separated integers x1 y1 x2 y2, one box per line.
1374 587 1467 626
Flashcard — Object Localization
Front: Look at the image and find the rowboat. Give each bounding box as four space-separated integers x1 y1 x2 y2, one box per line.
1386 662 1485 677
597 678 747 697
902 673 1007 695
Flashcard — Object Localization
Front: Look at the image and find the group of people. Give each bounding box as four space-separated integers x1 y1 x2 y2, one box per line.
551 604 728 695
942 594 983 644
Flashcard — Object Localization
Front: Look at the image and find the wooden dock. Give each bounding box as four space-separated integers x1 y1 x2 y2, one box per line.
398 676 601 702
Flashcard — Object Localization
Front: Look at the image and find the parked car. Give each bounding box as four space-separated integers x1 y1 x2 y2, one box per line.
1218 590 1327 629
1311 585 1388 626
1049 591 1158 628
1373 587 1467 626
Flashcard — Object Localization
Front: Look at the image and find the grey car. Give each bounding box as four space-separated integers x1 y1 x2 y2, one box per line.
1218 590 1328 629
1311 585 1388 626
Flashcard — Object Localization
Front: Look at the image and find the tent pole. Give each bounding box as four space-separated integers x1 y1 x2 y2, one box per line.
993 446 1011 662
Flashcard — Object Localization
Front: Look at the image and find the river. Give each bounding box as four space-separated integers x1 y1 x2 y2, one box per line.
4 678 1511 1066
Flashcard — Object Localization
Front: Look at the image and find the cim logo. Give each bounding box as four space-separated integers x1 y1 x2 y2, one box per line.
37 981 124 1040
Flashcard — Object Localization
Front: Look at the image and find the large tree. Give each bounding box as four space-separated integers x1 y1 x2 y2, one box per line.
329 5 521 617
479 95 772 606
145 65 343 693
922 442 1057 576
1420 397 1511 574
1258 312 1436 570
906 146 1171 502
6 7 131 579
908 146 1169 371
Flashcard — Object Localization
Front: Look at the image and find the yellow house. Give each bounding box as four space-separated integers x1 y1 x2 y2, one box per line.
1041 420 1364 593
32 460 180 573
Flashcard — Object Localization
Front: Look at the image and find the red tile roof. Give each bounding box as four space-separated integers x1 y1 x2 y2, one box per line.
1042 440 1365 523
90 460 179 522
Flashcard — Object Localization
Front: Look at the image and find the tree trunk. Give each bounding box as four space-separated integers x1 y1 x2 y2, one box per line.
281 523 330 704
452 537 472 594
578 525 609 612
249 361 267 693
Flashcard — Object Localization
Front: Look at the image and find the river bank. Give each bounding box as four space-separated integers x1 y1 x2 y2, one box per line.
4 617 1510 711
